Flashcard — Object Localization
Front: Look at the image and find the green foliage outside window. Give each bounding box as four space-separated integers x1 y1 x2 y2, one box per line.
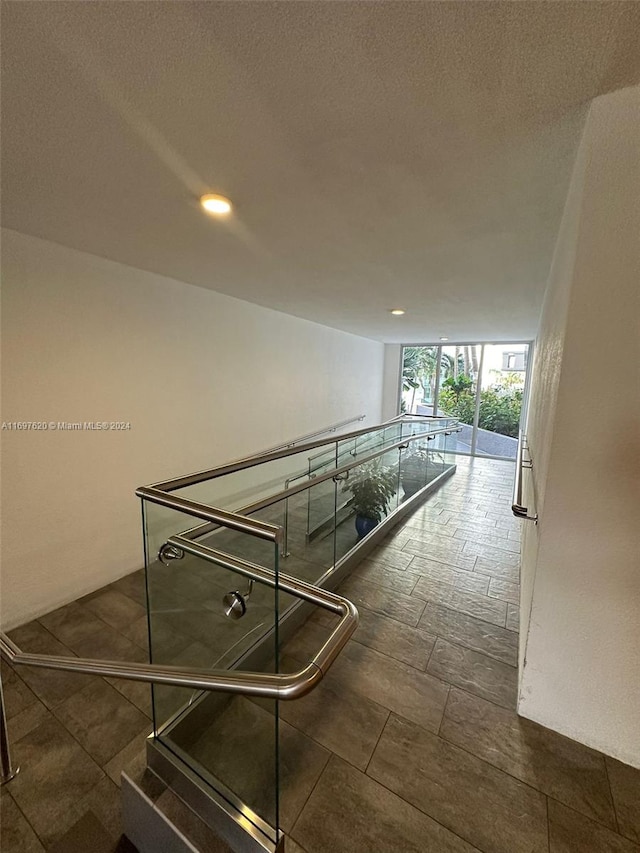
439 374 523 437
402 346 523 438
478 386 523 437
438 375 475 425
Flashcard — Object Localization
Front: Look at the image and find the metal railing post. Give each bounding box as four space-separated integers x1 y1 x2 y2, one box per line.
281 494 290 558
1 670 19 785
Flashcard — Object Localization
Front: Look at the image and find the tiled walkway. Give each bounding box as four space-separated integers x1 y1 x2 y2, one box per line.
2 457 639 852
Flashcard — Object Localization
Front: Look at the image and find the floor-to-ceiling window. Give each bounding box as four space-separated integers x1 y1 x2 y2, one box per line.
401 341 532 460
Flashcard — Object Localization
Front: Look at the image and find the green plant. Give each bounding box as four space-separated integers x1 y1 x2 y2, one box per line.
400 448 428 481
441 374 473 395
399 448 429 497
439 378 523 437
342 458 397 522
439 374 476 425
478 387 522 437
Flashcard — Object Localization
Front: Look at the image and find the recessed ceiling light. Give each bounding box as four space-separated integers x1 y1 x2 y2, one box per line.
390 309 405 316
440 336 449 341
200 194 232 216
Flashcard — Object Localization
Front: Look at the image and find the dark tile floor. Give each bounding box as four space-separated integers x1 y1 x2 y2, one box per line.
2 457 639 852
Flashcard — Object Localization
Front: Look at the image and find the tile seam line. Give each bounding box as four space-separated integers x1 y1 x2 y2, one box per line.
372 714 550 838
364 715 493 853
50 683 152 767
546 794 551 853
341 595 427 635
413 594 508 630
2 787 46 852
7 718 110 844
602 755 622 836
362 708 393 776
426 633 517 675
418 626 517 668
279 649 392 719
350 625 439 671
10 630 152 770
344 572 426 600
425 639 517 712
335 634 447 682
40 600 149 656
287 748 333 843
546 795 626 843
439 688 620 834
417 598 516 634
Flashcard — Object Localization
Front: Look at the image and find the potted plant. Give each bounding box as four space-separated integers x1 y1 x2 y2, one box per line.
342 458 398 539
400 448 429 498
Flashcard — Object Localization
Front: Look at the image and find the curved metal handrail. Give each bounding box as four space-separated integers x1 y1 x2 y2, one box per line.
0 547 358 783
0 547 357 700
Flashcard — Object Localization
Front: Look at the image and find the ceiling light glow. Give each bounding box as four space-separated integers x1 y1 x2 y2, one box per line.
440 336 449 341
390 309 405 316
200 194 232 216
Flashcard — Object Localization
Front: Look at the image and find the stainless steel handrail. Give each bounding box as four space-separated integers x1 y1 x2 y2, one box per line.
136 487 283 543
168 537 357 674
175 423 462 544
239 426 459 518
0 550 356 699
144 417 456 493
0 547 358 783
512 431 538 522
281 420 456 556
258 413 366 455
386 413 454 421
0 678 15 784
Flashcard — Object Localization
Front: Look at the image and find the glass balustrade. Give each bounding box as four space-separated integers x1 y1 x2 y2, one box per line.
141 498 281 842
138 415 460 850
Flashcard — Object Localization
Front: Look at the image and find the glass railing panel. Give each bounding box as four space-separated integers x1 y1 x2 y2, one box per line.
429 426 459 479
334 447 402 559
399 441 430 501
307 444 340 478
400 417 423 441
429 437 447 480
137 417 461 846
141 498 280 840
171 443 339 516
398 415 445 444
397 424 457 501
335 423 401 463
161 421 440 527
304 477 339 562
171 421 417 517
250 481 338 591
444 426 458 466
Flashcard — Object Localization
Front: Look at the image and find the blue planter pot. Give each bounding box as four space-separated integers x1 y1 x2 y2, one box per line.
401 479 421 499
355 515 378 540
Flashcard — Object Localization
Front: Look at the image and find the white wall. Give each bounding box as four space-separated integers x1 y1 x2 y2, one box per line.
518 85 640 767
0 230 384 629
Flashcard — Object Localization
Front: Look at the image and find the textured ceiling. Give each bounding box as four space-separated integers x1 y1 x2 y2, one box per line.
2 2 640 342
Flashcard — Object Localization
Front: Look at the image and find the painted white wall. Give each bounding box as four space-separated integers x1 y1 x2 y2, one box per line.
518 85 640 767
0 230 384 629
